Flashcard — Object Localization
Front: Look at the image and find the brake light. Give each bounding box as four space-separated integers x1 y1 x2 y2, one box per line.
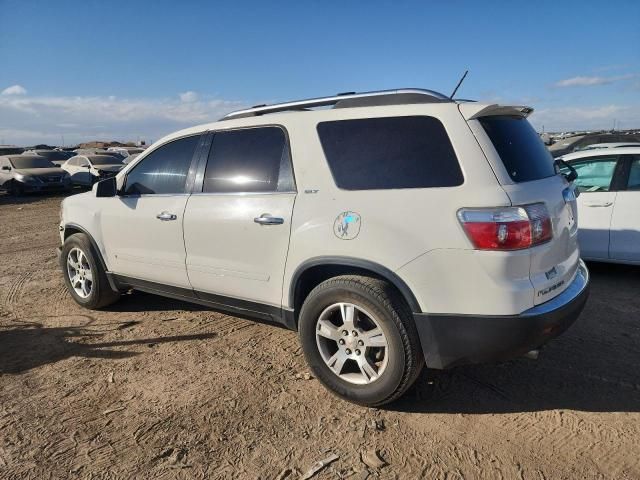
457 203 552 250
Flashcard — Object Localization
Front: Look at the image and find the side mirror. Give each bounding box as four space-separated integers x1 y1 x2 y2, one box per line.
95 177 117 198
1 165 10 171
554 159 578 183
83 164 91 169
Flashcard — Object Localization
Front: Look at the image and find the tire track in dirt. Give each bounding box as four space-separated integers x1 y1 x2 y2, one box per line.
1 271 33 319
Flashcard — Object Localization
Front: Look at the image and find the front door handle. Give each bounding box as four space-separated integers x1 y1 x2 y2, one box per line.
156 211 177 221
254 213 284 225
585 201 613 208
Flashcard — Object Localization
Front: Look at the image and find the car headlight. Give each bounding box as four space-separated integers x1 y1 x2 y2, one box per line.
15 174 38 184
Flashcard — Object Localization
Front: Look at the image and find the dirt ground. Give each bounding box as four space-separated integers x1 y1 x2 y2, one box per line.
0 192 639 480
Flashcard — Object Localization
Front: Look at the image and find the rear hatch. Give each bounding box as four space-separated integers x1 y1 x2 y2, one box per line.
461 104 580 306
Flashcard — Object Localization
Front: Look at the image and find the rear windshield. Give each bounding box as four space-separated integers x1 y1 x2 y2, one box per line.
479 115 556 182
9 157 56 169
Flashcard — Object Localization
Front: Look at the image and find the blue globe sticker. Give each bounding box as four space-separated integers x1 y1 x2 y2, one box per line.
333 211 361 240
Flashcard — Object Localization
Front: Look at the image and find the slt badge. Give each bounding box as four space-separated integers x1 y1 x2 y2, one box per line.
334 211 361 240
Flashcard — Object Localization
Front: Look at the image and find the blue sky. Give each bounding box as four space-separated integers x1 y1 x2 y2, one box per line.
1 0 639 145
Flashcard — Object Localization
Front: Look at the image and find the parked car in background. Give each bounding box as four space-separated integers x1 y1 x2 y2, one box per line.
107 147 145 158
0 155 71 195
73 148 124 159
559 147 640 264
58 88 589 406
122 153 140 164
577 142 640 151
22 149 76 166
61 154 125 187
549 134 640 157
0 145 25 156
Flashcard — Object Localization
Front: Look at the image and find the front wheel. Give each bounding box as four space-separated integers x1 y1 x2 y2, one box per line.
60 233 120 309
298 275 424 406
10 181 24 196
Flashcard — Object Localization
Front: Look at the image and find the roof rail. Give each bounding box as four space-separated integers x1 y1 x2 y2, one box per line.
220 88 451 120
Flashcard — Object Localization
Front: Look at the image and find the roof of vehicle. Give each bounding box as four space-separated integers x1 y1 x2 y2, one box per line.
84 154 122 163
140 88 534 154
580 142 640 150
560 147 640 161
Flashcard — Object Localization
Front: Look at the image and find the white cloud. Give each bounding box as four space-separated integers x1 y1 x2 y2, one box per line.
179 91 199 103
0 91 246 146
1 84 27 96
530 104 640 131
553 74 636 88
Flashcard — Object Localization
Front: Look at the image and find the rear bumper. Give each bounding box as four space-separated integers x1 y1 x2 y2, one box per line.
413 259 589 369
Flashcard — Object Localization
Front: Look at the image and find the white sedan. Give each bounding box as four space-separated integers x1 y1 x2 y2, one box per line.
559 147 640 264
61 154 125 187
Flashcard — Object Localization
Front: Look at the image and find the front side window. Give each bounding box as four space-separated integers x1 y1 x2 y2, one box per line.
570 157 618 192
203 127 294 193
479 115 556 183
317 116 463 190
124 135 200 195
626 157 640 191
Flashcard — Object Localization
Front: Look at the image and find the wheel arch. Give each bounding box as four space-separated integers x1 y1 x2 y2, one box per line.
63 223 119 292
288 256 421 325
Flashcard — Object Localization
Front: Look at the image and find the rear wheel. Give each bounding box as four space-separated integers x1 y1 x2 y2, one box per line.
60 233 120 309
298 275 424 406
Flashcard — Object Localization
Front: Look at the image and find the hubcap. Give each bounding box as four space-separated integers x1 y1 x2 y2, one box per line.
66 247 93 299
315 302 389 385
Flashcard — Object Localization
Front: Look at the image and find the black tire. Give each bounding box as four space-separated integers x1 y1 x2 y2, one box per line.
298 275 424 406
10 181 24 196
60 233 120 309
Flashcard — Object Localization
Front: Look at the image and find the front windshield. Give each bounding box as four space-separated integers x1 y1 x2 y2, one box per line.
90 156 124 166
10 157 57 169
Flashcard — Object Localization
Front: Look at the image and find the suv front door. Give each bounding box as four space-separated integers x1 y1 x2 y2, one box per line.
571 155 621 259
100 134 202 289
610 155 640 262
183 126 296 312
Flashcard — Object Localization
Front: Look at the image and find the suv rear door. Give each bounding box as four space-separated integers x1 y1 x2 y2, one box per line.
183 126 296 312
100 134 202 289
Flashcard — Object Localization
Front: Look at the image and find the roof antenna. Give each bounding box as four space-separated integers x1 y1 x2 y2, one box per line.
449 70 469 99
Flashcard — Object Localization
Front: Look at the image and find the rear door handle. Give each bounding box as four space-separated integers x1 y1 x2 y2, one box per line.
254 214 284 225
156 211 177 221
585 202 613 208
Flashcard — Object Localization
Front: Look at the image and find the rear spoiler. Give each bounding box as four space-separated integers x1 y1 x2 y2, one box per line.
459 103 534 120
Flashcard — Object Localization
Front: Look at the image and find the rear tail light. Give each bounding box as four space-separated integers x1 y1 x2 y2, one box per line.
457 203 552 250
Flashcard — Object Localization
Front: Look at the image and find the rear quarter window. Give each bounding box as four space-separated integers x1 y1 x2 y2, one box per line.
479 115 556 183
317 116 463 190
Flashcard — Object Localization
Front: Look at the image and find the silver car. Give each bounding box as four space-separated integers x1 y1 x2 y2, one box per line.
0 155 72 195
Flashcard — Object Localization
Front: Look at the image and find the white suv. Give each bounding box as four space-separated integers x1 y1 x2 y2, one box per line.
58 89 590 406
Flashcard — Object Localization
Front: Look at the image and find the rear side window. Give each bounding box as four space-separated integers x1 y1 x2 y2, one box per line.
317 116 463 190
124 135 199 195
479 116 555 182
626 157 640 190
203 127 294 193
